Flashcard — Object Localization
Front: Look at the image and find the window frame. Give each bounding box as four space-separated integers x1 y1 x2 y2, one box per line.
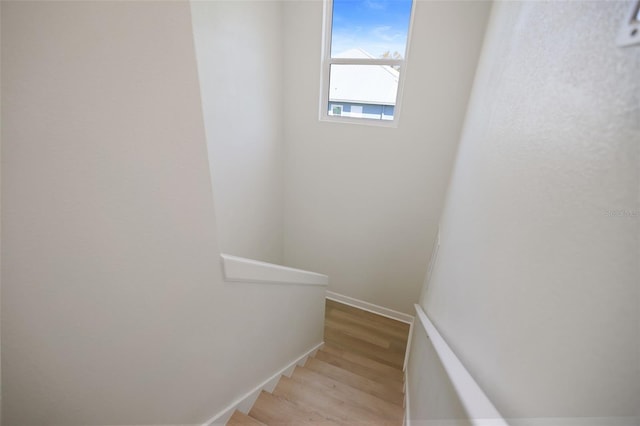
319 0 416 127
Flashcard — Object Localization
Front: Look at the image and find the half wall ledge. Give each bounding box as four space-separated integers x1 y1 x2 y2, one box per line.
220 253 329 286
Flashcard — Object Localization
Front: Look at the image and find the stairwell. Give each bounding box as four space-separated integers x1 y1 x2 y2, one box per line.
227 299 411 425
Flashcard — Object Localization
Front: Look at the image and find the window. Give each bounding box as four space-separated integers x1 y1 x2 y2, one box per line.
320 0 414 126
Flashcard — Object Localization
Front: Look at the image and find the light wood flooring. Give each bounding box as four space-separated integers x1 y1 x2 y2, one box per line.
227 299 411 425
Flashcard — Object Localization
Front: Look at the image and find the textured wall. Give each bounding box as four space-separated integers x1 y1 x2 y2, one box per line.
421 0 639 422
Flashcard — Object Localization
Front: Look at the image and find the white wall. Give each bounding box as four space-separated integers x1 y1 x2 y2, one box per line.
418 1 640 423
1 1 324 424
191 1 284 264
282 0 492 314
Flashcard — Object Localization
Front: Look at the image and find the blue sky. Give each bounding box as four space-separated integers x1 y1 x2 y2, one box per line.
331 0 412 58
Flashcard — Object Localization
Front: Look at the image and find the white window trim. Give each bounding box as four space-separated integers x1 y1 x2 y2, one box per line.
318 0 416 128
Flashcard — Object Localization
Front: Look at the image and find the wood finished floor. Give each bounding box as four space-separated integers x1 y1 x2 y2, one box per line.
227 299 411 425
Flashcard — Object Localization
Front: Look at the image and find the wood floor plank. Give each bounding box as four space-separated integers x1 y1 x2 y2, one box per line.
291 366 404 421
324 317 392 348
327 309 410 342
227 410 265 425
314 350 404 393
320 344 405 382
249 390 337 426
323 300 409 371
273 376 397 425
324 327 405 369
326 300 411 332
304 357 404 406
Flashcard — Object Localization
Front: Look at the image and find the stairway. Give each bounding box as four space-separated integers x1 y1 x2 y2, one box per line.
227 299 410 425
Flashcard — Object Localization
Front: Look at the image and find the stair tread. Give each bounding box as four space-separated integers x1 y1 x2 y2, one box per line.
291 365 404 421
249 390 336 425
273 375 398 425
305 357 404 406
227 410 265 425
315 349 404 392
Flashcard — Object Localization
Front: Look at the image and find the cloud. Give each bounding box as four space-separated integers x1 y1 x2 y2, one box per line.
371 25 402 42
363 0 386 10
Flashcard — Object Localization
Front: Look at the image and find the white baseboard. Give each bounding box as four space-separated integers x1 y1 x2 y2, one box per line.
202 342 324 426
404 369 411 426
326 291 414 324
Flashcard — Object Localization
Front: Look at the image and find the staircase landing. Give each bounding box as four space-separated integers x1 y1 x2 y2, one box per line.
227 299 411 425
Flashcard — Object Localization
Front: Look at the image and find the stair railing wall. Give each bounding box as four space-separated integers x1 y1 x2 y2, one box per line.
405 304 508 426
203 254 329 425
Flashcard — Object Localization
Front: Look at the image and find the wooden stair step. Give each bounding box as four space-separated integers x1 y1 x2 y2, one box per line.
227 410 265 425
249 390 336 425
291 365 404 422
304 357 404 406
273 375 397 425
315 350 404 393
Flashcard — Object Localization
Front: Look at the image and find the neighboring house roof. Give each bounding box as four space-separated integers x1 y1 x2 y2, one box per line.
329 48 399 106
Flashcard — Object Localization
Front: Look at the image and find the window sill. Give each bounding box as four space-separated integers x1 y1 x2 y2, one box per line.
319 114 400 128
